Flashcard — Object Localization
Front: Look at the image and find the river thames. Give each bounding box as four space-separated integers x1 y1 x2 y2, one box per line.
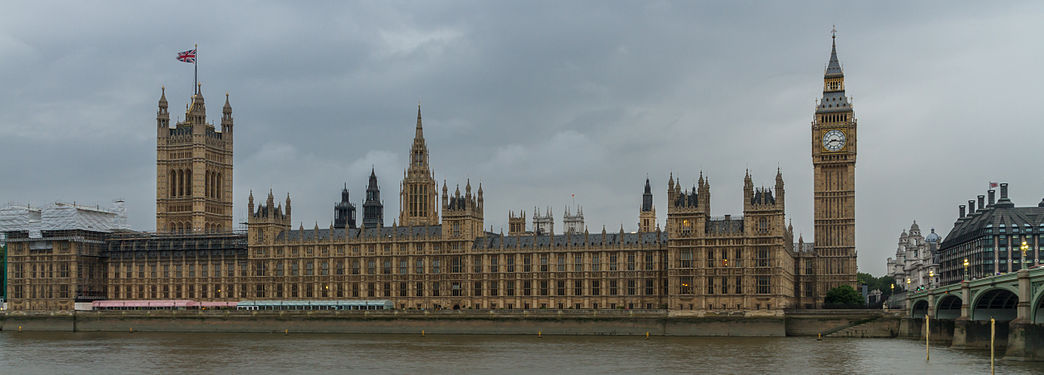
0 333 1039 374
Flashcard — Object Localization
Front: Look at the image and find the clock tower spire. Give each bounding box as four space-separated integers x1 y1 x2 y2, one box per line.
811 29 858 306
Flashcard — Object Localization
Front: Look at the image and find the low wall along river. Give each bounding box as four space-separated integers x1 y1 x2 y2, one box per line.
0 309 899 337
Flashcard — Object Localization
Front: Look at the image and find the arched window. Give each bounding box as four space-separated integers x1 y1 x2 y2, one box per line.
205 171 210 198
186 170 192 195
177 170 183 196
216 173 221 200
170 170 176 197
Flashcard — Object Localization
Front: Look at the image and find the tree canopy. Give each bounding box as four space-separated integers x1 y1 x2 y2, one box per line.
824 285 863 306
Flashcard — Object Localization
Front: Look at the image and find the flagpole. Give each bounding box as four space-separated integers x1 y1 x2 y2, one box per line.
194 43 198 94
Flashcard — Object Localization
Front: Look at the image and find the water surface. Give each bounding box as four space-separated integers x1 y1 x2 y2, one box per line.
0 332 1036 374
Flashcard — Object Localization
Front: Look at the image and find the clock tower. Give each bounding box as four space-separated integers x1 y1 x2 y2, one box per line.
812 31 858 304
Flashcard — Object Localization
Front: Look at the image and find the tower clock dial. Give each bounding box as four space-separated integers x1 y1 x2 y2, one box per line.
822 129 846 151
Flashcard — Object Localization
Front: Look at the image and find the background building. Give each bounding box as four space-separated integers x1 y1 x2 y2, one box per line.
939 183 1044 285
885 221 940 290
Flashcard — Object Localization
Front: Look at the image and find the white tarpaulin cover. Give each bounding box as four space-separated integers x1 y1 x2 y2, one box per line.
0 201 127 238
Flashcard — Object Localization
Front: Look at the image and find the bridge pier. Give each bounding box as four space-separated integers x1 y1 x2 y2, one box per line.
1003 269 1044 361
952 318 1009 351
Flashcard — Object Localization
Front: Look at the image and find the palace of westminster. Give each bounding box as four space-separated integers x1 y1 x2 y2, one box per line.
3 36 859 311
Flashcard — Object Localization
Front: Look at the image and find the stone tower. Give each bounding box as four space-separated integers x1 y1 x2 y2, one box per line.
742 169 786 237
533 207 554 235
563 205 584 234
363 168 384 228
333 184 357 229
508 210 526 235
665 172 710 236
247 190 291 246
812 31 858 300
639 178 656 232
399 105 440 227
156 85 233 233
441 180 484 239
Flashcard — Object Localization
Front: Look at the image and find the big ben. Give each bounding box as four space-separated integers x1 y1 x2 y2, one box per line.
812 31 858 303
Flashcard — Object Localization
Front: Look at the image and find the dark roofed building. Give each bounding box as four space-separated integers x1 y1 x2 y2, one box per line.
939 183 1044 285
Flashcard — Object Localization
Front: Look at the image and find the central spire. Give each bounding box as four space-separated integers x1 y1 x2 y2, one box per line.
415 103 424 139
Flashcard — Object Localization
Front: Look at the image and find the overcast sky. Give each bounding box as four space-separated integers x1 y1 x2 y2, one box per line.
3 1 1043 275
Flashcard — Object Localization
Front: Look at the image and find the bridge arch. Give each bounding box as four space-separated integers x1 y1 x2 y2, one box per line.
1033 287 1044 324
971 288 1019 321
911 300 929 318
936 294 962 319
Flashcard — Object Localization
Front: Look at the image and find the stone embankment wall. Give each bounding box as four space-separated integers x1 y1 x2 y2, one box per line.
785 310 901 337
0 310 892 337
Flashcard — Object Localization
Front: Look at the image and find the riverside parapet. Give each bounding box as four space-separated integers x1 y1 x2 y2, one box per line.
0 310 900 336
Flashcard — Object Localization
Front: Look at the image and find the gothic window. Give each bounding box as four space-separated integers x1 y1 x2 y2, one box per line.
609 280 618 295
574 280 583 296
756 276 770 294
680 250 693 268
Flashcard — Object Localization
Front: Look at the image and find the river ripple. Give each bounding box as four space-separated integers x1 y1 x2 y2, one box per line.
0 332 1039 374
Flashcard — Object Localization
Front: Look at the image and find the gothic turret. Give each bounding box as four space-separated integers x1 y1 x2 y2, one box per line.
639 178 656 232
334 183 357 229
363 168 384 228
442 179 484 239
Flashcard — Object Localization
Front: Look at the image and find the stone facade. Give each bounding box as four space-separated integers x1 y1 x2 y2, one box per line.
5 35 861 312
155 86 233 233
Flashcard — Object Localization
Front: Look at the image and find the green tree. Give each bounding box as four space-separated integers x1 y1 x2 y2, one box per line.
824 285 863 306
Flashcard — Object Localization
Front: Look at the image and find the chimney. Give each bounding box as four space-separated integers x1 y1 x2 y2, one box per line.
959 205 966 218
977 195 985 211
988 189 996 206
968 200 976 213
1000 183 1009 200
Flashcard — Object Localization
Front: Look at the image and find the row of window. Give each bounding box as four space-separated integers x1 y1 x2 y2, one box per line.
677 248 772 268
252 253 660 277
250 279 661 299
677 276 772 295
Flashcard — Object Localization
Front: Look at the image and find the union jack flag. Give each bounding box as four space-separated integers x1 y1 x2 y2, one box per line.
177 49 196 63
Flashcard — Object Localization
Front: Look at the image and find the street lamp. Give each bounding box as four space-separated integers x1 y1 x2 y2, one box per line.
1021 239 1029 271
929 270 935 289
906 278 910 292
963 258 969 281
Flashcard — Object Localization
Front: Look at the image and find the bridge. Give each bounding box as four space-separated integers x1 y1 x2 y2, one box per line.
907 267 1044 361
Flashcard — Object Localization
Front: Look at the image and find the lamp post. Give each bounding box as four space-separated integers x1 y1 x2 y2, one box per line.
906 277 911 292
929 269 935 289
1021 239 1029 271
963 258 969 281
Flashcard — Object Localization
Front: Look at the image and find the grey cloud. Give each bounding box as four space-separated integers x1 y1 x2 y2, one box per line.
3 1 1044 275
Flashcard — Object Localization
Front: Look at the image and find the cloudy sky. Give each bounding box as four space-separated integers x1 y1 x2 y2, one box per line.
3 1 1043 275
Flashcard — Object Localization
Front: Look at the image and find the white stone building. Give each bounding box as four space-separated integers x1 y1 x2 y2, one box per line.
886 221 941 291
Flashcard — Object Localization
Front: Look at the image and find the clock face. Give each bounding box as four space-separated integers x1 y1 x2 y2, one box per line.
823 129 846 151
